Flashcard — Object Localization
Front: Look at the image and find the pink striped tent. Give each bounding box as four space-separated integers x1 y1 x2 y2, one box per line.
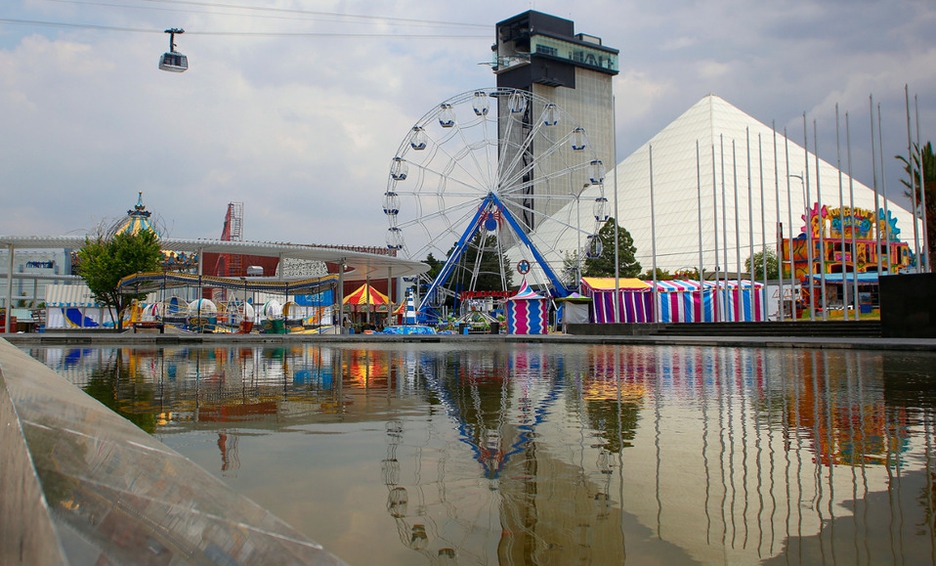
581 277 654 323
506 280 549 334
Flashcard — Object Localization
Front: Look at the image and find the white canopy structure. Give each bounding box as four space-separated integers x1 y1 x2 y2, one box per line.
513 94 917 276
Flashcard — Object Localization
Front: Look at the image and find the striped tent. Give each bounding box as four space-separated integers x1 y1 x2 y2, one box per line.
506 280 548 335
653 279 716 323
342 284 389 311
711 279 765 322
581 277 654 323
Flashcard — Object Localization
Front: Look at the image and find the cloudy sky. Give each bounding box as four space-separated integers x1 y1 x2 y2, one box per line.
2 0 934 255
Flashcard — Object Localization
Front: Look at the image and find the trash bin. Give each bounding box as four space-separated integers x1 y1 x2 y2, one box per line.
490 322 500 335
460 323 469 334
860 303 872 314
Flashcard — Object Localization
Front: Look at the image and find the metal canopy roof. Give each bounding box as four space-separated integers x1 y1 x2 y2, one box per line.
0 235 428 282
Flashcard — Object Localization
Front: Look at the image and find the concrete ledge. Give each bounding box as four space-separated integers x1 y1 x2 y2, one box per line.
0 338 349 566
567 323 666 336
0 355 67 566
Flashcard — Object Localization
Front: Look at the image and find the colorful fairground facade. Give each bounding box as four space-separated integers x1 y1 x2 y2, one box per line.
781 203 913 279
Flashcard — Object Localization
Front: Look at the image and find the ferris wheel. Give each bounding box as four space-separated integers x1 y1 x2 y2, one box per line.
383 87 608 307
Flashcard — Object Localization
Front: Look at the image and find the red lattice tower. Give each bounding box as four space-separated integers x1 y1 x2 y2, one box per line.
220 202 245 276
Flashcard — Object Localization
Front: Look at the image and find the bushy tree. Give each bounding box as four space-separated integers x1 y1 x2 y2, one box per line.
744 249 779 280
76 230 163 330
582 218 641 278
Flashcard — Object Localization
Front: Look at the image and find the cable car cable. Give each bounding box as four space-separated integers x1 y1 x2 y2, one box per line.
38 0 476 29
0 18 488 38
31 0 488 29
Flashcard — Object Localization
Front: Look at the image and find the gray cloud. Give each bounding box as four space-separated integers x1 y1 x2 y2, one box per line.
1 0 932 251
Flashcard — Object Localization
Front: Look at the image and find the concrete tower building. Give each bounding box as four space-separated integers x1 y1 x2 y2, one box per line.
493 11 619 230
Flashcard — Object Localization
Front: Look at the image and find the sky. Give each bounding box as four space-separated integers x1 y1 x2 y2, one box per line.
2 0 934 257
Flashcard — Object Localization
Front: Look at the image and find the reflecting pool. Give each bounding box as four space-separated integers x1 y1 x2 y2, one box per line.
24 343 936 566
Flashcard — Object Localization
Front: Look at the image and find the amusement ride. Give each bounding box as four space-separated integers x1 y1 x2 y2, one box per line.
383 88 609 323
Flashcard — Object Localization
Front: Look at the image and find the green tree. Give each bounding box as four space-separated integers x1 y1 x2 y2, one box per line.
446 232 513 293
582 218 641 278
896 141 936 264
423 252 445 281
76 230 163 331
744 249 779 280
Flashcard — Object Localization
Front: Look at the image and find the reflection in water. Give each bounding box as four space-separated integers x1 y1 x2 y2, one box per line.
26 344 936 566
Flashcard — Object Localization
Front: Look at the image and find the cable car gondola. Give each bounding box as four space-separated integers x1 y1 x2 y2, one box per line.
158 28 188 73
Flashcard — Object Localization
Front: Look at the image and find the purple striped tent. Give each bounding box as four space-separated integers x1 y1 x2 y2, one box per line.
580 277 654 323
506 280 549 334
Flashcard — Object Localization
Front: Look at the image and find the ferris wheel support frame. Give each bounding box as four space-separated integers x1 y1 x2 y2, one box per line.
417 192 572 315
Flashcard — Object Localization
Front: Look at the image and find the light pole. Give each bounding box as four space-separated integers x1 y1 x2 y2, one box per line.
789 173 815 321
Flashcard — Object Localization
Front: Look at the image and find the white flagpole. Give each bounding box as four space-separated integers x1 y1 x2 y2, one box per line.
759 133 767 322
906 85 921 273
870 95 882 275
814 120 827 321
846 112 860 314
785 130 797 321
746 128 756 321
697 140 705 308
733 139 742 321
613 95 621 321
804 113 815 321
915 94 930 272
835 104 849 321
879 104 893 273
649 144 658 322
773 124 784 321
712 143 721 322
721 135 729 321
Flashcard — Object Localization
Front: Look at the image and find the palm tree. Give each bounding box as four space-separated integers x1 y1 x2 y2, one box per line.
896 141 935 267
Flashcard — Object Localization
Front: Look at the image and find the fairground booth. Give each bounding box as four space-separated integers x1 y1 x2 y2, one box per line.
506 280 548 334
581 277 653 324
581 277 765 323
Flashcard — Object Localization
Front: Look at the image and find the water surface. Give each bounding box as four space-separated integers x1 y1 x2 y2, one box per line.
26 343 936 566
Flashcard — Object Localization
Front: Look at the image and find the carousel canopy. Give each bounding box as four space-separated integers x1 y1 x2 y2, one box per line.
343 284 389 306
109 192 159 238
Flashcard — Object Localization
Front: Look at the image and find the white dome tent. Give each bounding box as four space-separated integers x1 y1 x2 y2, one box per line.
513 95 916 277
